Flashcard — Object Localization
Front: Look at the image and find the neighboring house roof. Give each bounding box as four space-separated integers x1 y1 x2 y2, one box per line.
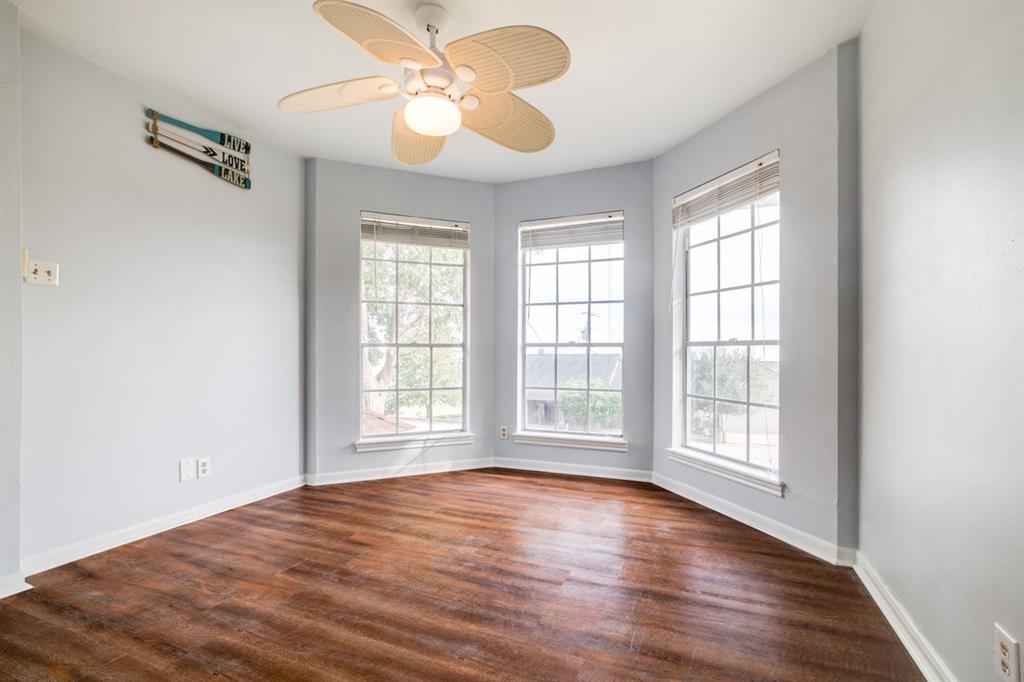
525 352 622 391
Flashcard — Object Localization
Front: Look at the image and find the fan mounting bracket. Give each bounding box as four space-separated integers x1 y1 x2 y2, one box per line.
414 4 449 36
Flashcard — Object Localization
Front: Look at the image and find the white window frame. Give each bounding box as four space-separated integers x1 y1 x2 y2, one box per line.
669 151 783 494
356 212 471 449
515 212 627 451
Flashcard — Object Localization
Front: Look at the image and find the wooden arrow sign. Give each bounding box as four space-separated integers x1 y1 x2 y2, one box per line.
147 123 250 177
147 135 251 189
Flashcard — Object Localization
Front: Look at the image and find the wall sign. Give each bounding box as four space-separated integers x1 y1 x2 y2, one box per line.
145 108 252 189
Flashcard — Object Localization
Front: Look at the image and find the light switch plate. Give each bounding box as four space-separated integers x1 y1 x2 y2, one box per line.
179 458 196 482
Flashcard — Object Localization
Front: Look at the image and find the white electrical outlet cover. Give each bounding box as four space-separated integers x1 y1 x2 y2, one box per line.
997 623 1021 682
197 457 211 478
179 458 196 482
24 258 60 286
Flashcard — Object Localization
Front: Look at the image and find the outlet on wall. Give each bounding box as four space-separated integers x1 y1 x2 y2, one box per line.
179 458 196 482
499 425 509 440
21 249 60 287
997 624 1020 682
197 458 211 478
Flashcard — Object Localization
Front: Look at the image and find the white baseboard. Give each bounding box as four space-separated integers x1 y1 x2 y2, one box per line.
835 546 858 565
305 457 493 486
651 472 854 566
20 475 306 578
0 572 32 599
854 553 956 682
17 458 643 579
493 457 652 482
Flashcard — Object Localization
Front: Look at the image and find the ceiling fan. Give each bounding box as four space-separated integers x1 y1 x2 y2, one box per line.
278 0 570 165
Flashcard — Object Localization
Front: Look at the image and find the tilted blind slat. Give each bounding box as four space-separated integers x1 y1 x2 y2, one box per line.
360 213 469 249
520 211 624 250
673 155 780 230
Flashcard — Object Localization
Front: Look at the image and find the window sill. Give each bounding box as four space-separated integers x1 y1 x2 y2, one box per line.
355 432 474 453
513 432 628 453
666 447 784 497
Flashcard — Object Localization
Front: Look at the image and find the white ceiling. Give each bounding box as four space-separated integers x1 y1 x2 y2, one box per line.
14 0 872 183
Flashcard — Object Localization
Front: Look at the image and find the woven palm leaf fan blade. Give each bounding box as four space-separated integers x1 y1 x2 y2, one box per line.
461 90 554 152
392 107 445 165
444 25 570 94
279 76 400 113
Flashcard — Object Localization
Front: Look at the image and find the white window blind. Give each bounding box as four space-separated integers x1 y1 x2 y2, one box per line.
673 151 780 230
360 211 470 249
520 211 624 250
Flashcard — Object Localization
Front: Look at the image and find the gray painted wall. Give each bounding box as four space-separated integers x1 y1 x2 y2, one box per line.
493 162 654 472
651 49 857 546
19 33 305 562
307 159 495 475
0 0 21 583
859 2 1024 678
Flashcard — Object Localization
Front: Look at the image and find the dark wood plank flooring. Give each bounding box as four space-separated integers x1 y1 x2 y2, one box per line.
0 469 921 680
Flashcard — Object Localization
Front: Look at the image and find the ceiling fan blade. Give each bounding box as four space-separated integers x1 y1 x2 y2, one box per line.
461 91 554 153
313 0 441 69
392 107 445 165
444 26 569 95
278 76 400 113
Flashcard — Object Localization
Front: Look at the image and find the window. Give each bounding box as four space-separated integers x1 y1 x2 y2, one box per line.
360 212 469 438
519 212 625 438
675 152 780 472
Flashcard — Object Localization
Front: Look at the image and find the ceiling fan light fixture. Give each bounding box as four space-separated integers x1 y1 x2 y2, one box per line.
282 1 569 163
403 92 462 136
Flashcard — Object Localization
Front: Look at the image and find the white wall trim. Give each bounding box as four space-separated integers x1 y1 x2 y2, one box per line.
854 553 957 682
512 432 629 453
19 458 653 579
20 475 306 577
835 546 857 566
0 572 32 599
305 457 493 486
666 448 784 496
353 432 474 453
493 457 651 482
15 459 865 608
652 471 854 566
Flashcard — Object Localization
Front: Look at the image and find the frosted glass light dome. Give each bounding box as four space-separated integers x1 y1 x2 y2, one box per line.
404 93 462 137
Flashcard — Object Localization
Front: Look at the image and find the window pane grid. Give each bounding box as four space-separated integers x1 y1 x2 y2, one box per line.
521 242 624 436
684 393 778 410
684 340 779 347
523 297 624 305
361 242 467 436
687 219 780 249
684 196 779 471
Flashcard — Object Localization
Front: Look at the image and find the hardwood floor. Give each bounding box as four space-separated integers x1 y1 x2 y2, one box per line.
0 469 920 681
